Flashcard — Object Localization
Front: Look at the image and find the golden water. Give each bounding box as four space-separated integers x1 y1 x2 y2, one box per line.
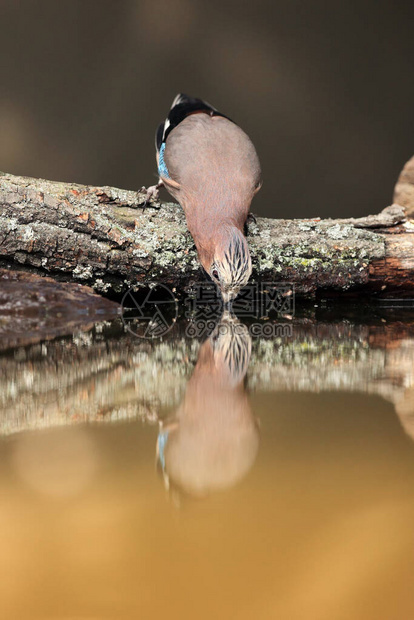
2 313 414 619
1 391 414 619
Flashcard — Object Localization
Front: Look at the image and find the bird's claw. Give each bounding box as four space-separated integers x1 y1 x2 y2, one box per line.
247 212 257 224
245 212 258 235
137 184 162 209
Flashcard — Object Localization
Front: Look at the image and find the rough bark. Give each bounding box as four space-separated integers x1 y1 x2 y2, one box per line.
0 269 119 350
0 170 413 298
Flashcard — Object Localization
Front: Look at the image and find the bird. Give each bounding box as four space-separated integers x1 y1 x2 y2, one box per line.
144 94 262 304
156 313 259 498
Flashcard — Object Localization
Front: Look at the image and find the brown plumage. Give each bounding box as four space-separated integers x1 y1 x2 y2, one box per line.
156 314 259 498
150 94 262 303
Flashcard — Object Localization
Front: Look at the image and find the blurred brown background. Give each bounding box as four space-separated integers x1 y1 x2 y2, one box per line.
1 0 413 218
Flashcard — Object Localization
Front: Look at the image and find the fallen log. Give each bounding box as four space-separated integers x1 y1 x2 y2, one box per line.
1 166 414 298
0 269 119 351
394 155 414 217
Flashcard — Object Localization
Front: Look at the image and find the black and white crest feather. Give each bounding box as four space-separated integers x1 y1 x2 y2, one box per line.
155 93 232 151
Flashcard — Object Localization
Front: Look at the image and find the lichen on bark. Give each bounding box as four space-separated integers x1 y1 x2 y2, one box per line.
0 171 412 297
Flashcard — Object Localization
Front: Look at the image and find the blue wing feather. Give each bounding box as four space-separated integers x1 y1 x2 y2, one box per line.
158 143 170 179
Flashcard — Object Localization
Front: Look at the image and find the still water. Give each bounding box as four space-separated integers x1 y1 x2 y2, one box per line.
1 308 414 619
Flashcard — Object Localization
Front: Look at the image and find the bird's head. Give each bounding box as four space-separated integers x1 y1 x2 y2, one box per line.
200 226 252 304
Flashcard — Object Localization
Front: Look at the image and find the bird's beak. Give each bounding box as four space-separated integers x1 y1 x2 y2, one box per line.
221 288 239 309
221 290 232 306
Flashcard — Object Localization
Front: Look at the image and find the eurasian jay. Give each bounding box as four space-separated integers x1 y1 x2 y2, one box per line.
156 314 259 497
145 94 262 304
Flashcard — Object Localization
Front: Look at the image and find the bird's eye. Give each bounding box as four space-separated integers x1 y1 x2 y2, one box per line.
212 269 219 280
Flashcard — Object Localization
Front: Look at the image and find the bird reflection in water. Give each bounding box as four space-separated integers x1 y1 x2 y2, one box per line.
157 314 259 498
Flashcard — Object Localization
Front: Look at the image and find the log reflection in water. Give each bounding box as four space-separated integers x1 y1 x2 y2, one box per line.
1 315 414 443
156 314 259 498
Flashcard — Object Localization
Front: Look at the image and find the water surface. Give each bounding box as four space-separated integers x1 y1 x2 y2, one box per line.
1 308 414 619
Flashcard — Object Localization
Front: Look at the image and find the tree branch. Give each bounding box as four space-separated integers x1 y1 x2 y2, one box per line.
1 169 413 297
394 155 414 217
